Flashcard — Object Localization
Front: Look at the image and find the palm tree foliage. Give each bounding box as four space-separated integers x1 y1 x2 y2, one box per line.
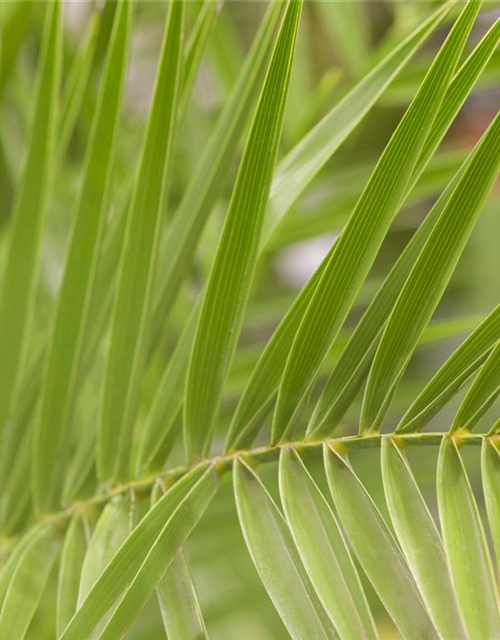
1 0 500 638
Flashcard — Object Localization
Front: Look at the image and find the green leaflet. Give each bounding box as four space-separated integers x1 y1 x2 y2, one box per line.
227 10 499 451
150 0 283 349
279 448 378 640
308 168 460 438
60 464 209 640
452 338 500 431
57 515 88 638
481 438 500 567
324 444 439 640
98 0 184 481
157 549 209 640
362 106 500 432
264 1 451 244
0 1 61 437
272 0 480 441
0 524 44 609
137 304 199 474
179 0 218 115
225 262 324 453
97 466 219 640
307 16 500 438
437 436 500 638
59 9 100 160
0 423 31 535
33 0 132 514
380 438 466 640
233 457 336 640
0 522 59 640
78 494 132 606
184 0 303 462
315 0 368 74
398 302 500 433
0 2 35 99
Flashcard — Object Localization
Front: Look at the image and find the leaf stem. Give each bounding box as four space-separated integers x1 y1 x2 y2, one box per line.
23 431 485 540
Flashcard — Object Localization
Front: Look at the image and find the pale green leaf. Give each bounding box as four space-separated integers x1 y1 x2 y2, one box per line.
78 494 132 605
324 443 438 639
381 438 466 640
233 457 336 640
184 0 303 461
98 0 184 481
362 106 500 432
227 7 497 451
279 447 377 640
97 466 219 640
150 0 283 349
33 0 132 514
437 436 500 639
0 522 59 640
452 338 500 431
398 302 500 433
481 437 500 567
273 0 480 441
57 515 88 638
157 549 209 640
59 9 100 160
60 464 209 640
0 1 61 436
179 0 218 115
0 524 44 609
264 1 451 244
308 16 500 438
137 304 199 474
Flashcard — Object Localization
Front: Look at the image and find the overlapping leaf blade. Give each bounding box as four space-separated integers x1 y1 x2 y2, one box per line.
226 5 458 452
97 466 219 640
0 522 59 640
57 516 88 638
273 0 480 441
157 549 209 640
362 106 500 432
381 438 466 640
98 0 184 481
33 0 132 514
308 16 500 438
59 9 101 159
60 465 208 640
233 457 336 640
179 0 218 115
184 0 303 461
324 444 439 639
481 437 500 566
0 524 45 609
452 339 500 431
150 0 283 346
137 305 199 474
264 1 452 243
398 303 500 432
279 447 378 640
437 436 500 638
0 0 61 437
78 494 132 607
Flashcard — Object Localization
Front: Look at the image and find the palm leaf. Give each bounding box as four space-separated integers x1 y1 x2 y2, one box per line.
0 1 62 438
437 436 500 638
184 0 303 461
33 0 132 513
362 106 500 432
98 0 184 481
273 0 480 441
